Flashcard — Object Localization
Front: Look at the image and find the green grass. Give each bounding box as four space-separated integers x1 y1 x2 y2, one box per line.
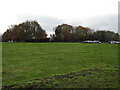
2 42 119 88
11 65 119 88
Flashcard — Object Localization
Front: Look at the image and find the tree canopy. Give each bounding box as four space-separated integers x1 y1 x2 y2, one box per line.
2 21 47 42
52 24 95 42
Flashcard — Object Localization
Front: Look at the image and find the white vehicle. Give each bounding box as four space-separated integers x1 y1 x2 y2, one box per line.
82 40 93 43
108 41 120 44
92 40 101 43
82 40 101 43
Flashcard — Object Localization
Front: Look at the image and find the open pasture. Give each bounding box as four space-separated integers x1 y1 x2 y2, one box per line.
2 42 119 88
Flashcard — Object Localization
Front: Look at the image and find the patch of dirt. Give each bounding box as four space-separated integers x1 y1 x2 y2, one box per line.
2 68 105 89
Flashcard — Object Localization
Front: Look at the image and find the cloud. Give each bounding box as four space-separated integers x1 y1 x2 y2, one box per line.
68 14 118 33
89 14 118 32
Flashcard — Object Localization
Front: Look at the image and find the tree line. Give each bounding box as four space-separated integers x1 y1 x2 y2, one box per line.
2 20 120 42
0 37 1 42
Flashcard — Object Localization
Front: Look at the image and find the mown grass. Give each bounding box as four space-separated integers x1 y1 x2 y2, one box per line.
2 42 119 88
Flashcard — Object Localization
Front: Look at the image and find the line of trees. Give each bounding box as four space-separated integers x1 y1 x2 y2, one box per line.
51 24 119 42
0 34 2 42
2 20 120 42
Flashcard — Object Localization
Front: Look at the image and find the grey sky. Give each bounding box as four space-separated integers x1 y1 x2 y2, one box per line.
69 14 118 32
16 14 118 37
0 0 119 36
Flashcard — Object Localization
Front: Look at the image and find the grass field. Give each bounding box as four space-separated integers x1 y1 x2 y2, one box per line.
2 42 119 88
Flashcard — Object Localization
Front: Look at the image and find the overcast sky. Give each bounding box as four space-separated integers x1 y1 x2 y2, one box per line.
0 0 119 36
